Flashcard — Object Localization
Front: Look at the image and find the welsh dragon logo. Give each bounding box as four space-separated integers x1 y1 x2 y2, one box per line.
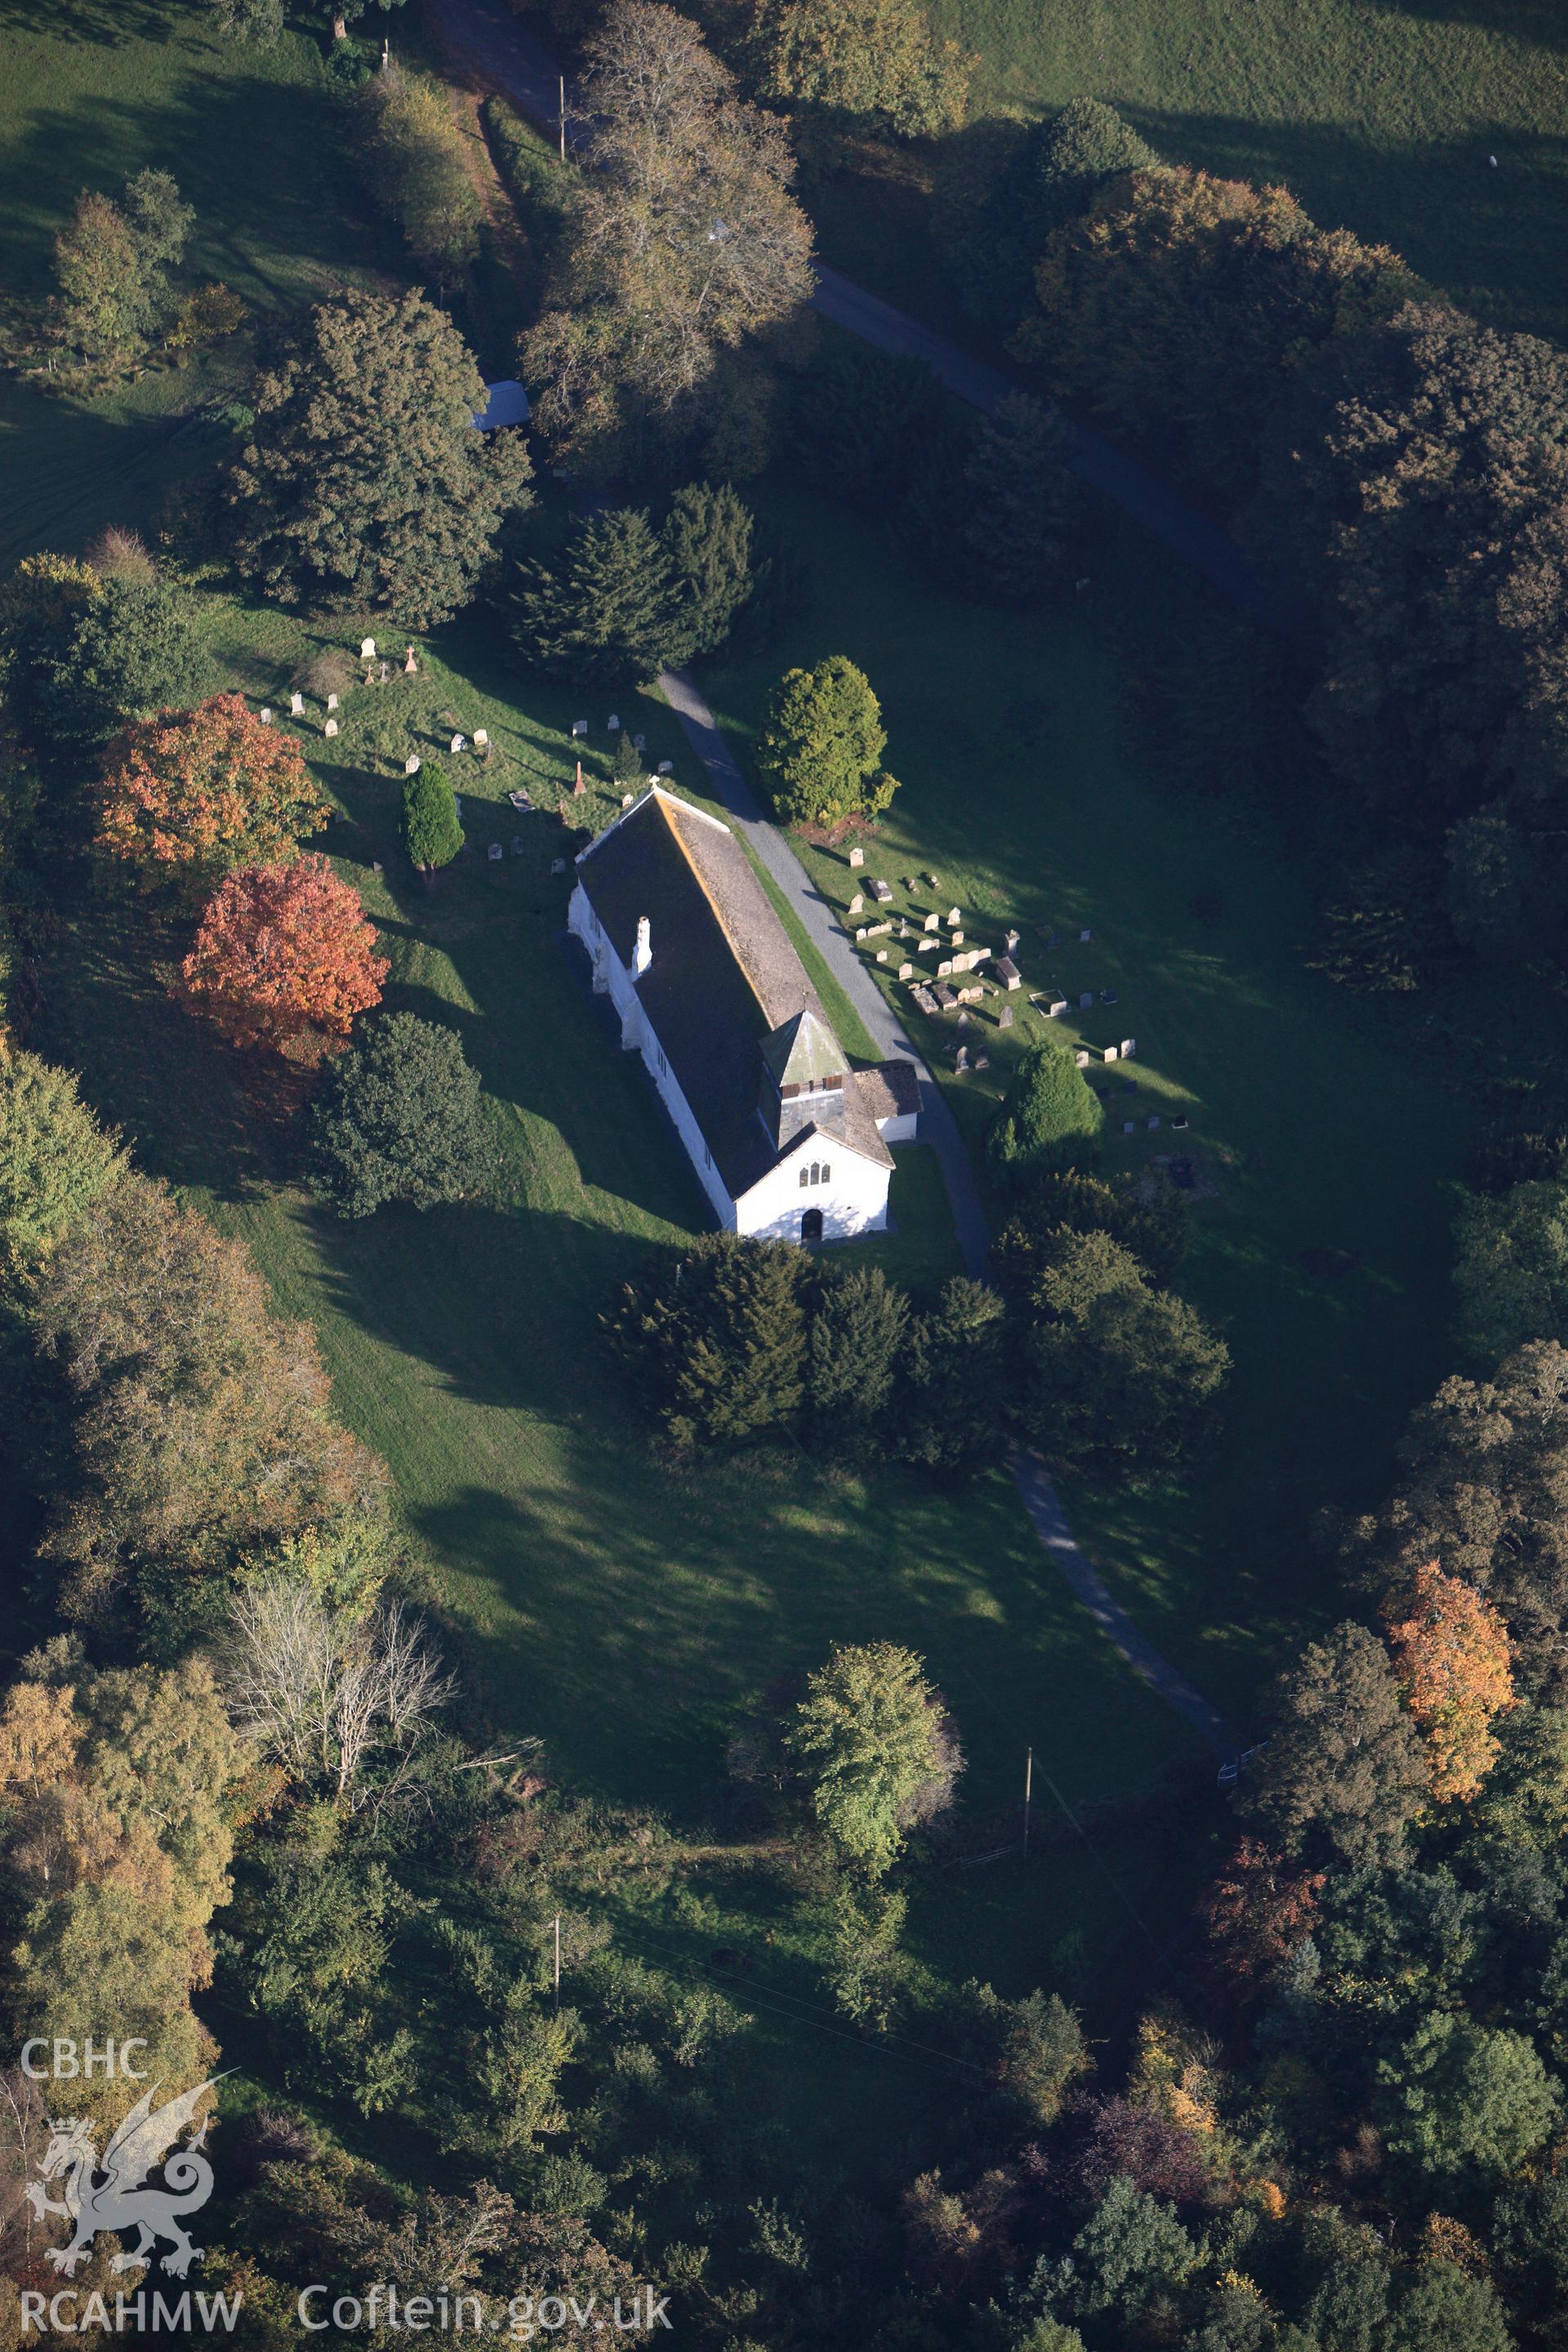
25 2075 229 2278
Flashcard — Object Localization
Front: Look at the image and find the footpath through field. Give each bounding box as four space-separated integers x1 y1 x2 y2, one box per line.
430 0 1243 1757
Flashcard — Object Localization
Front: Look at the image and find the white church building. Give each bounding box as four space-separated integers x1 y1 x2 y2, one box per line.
568 786 919 1244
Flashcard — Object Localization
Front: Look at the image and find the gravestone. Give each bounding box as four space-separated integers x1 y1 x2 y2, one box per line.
1124 1120 1135 1135
1075 1050 1090 1068
1079 991 1094 1010
947 906 960 926
323 719 339 738
1147 1116 1160 1131
974 1052 989 1070
511 835 525 855
848 893 864 915
1103 1045 1118 1062
327 693 339 711
622 792 635 808
657 761 674 775
1079 928 1093 942
488 842 503 862
451 734 465 755
1004 928 1021 956
372 860 382 874
876 949 888 964
608 714 621 732
856 927 868 942
924 912 939 932
1172 1115 1189 1131
572 719 588 737
849 846 864 869
1120 1038 1136 1058
927 872 939 888
955 1046 970 1071
405 755 421 775
474 729 489 751
938 960 953 978
290 692 305 716
259 707 272 724
916 936 937 953
550 857 566 875
1049 998 1068 1018
957 1009 969 1030
380 662 389 683
871 878 893 903
898 961 913 980
360 638 376 659
998 1004 1013 1029
404 648 417 676
951 930 964 948
1101 988 1117 1005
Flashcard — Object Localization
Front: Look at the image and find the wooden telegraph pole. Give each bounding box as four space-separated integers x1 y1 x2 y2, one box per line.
1022 1747 1033 1857
553 1914 562 2014
559 76 567 163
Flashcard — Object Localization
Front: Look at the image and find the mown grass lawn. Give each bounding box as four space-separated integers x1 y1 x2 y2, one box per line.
699 479 1471 1718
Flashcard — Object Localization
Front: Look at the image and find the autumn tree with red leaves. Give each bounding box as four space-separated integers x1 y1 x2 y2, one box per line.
1383 1560 1516 1802
180 856 388 1055
1200 1836 1325 1994
96 691 329 895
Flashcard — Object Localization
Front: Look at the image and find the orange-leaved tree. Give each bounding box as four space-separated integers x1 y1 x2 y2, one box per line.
1200 1835 1325 1996
179 856 389 1055
96 690 329 894
1383 1561 1515 1804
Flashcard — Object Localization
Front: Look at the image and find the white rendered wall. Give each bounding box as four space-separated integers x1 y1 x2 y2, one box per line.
736 1132 889 1243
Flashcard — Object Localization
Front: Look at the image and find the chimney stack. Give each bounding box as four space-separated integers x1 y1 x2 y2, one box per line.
632 916 652 978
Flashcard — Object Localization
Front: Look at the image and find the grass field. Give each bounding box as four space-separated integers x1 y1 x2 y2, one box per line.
700 480 1471 1717
805 0 1568 348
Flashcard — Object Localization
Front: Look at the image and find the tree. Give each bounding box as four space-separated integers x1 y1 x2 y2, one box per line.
1452 1178 1568 1366
1388 2264 1512 2352
402 761 464 874
1379 2010 1559 2185
306 1013 499 1218
751 0 973 141
1244 1620 1427 1866
986 1036 1102 1186
996 1168 1186 1288
898 1276 1008 1477
523 2 813 479
209 0 287 42
23 1167 388 1628
955 393 1084 604
1256 304 1568 837
1199 1837 1324 1996
1383 1561 1515 1803
0 552 101 732
96 693 329 893
512 510 683 685
1015 167 1420 501
50 573 209 744
1058 2176 1199 2326
180 858 389 1054
805 1266 908 1454
51 169 194 371
1334 1340 1568 1704
0 1049 122 1267
218 1577 452 1811
994 1991 1089 2128
754 655 898 829
785 1641 960 1873
603 1232 810 1447
939 98 1160 332
357 65 483 287
1013 1229 1228 1474
792 346 948 514
229 289 532 625
661 483 756 666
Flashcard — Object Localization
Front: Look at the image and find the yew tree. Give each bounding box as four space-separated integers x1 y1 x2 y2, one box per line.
180 855 389 1053
754 655 899 828
96 692 329 895
229 289 532 624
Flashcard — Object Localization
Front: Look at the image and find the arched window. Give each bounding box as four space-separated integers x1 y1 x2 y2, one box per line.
799 1165 810 1188
809 1162 821 1185
819 1162 831 1184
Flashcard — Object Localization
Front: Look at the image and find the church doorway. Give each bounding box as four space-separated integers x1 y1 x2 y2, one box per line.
800 1206 824 1244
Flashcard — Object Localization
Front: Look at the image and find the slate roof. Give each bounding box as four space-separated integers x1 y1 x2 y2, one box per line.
760 1008 844 1090
576 789 893 1198
857 1059 922 1126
